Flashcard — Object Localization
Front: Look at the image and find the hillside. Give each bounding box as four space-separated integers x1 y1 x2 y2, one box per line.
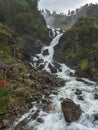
0 0 50 127
0 0 49 63
54 16 98 81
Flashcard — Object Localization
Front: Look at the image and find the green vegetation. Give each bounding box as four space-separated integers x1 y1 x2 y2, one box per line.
0 22 23 63
0 0 48 114
58 16 98 80
79 59 88 70
0 0 48 39
0 88 13 113
0 0 48 63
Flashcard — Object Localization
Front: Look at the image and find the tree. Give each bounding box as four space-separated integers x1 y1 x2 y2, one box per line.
68 10 71 16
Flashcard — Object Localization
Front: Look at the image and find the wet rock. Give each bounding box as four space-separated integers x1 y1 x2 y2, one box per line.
43 104 55 112
38 64 45 70
61 98 82 123
75 89 82 95
94 93 98 99
52 91 58 95
42 98 49 104
56 79 65 87
31 110 39 120
37 117 44 123
48 63 57 73
69 72 74 77
60 97 64 101
94 114 98 121
34 59 44 67
77 96 84 101
52 62 62 72
42 49 49 56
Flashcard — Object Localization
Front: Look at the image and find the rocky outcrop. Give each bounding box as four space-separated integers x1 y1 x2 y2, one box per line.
0 64 65 129
61 98 82 123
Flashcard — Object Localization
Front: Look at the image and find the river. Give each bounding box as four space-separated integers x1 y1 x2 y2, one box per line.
13 27 98 130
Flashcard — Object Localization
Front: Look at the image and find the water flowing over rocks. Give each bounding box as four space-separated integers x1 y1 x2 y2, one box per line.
61 98 82 123
6 27 98 130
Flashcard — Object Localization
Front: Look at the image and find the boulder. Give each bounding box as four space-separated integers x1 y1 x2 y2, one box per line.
75 89 82 95
61 98 82 123
37 117 44 123
52 62 62 72
77 96 84 100
42 49 49 56
94 114 98 121
94 93 98 99
48 63 57 73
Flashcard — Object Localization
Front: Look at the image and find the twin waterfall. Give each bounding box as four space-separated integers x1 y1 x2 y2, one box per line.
14 28 98 130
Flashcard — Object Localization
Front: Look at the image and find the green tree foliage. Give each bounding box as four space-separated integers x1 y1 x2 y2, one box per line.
59 16 98 75
0 0 47 39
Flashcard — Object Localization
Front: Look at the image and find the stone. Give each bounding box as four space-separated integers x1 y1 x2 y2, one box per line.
2 119 10 128
43 104 55 112
94 114 98 121
94 94 98 99
42 49 49 56
52 62 62 72
15 87 25 96
42 98 49 104
37 117 44 123
75 89 82 95
77 96 84 100
48 63 57 73
61 98 82 123
52 91 58 95
38 64 45 70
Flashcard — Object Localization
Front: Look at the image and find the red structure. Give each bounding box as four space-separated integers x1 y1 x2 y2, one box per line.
0 62 10 88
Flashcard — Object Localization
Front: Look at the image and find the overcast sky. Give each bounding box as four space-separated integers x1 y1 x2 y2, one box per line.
38 0 98 13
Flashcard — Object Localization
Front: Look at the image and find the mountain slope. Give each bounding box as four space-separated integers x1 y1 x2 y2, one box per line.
0 0 49 62
54 17 98 81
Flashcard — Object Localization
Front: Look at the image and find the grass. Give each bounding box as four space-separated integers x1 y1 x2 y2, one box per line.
79 59 88 70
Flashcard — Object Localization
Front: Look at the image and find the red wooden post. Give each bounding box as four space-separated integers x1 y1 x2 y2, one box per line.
0 69 6 88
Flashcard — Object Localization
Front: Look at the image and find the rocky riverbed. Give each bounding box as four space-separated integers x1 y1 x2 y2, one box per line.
0 64 65 130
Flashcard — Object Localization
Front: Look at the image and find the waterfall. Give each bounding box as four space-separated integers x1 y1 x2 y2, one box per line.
13 28 98 130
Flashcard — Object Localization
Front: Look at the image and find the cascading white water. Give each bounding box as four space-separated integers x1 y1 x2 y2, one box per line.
14 28 98 130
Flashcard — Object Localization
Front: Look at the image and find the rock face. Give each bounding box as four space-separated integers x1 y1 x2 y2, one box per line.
61 98 82 123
